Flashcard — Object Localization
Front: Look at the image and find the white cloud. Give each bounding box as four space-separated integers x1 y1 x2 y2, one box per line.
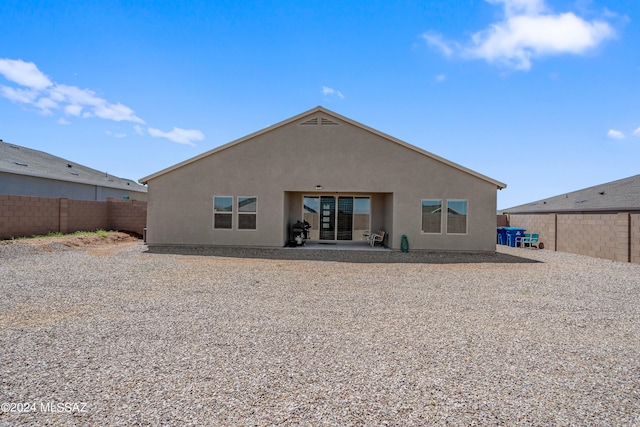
607 129 625 140
633 127 640 137
0 86 39 104
423 33 458 57
435 74 447 83
50 84 144 123
64 104 83 117
488 0 547 17
424 0 616 71
0 58 201 145
0 58 52 90
148 127 205 146
34 97 58 115
93 102 144 123
0 58 144 123
105 130 127 138
322 86 345 99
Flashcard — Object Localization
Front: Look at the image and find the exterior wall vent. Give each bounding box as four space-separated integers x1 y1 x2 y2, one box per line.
321 117 339 125
300 116 340 126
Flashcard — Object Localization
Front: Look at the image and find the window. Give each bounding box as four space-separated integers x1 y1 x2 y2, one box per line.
421 200 442 233
447 200 468 234
214 196 233 229
238 197 257 230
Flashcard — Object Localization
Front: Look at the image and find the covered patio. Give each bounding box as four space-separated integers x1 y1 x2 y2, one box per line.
284 191 393 247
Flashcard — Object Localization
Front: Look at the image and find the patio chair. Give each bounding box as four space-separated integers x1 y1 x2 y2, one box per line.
529 233 540 248
517 233 531 248
368 230 385 247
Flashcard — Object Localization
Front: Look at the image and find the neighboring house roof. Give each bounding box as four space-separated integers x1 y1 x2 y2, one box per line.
139 106 506 189
502 174 640 214
0 140 147 193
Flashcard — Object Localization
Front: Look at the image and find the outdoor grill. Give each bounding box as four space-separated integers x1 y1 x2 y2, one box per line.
290 220 311 246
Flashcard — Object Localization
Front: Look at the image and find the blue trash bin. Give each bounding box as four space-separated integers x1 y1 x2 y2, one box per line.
504 227 526 247
497 227 508 245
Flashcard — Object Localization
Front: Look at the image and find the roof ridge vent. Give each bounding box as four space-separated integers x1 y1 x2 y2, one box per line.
300 116 318 125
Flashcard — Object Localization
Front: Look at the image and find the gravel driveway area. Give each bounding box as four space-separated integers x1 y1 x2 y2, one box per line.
1 238 639 426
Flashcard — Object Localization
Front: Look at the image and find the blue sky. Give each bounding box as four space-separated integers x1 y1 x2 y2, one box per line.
1 0 638 209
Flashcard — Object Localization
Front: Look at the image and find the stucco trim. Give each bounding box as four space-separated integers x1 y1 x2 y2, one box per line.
139 106 506 189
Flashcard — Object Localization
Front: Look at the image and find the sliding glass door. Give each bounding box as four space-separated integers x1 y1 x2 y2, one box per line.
303 195 370 241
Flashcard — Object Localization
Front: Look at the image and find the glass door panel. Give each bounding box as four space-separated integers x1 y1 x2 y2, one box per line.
303 196 320 240
353 197 371 240
337 197 353 240
319 196 335 240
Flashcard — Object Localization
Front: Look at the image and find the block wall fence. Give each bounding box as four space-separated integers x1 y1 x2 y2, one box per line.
0 195 147 239
504 213 639 264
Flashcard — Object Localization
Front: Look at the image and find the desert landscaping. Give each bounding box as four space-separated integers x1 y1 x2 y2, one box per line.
1 234 639 425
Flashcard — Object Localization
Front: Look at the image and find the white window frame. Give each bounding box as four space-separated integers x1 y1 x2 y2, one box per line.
213 196 234 230
446 199 468 235
421 199 443 234
237 196 257 231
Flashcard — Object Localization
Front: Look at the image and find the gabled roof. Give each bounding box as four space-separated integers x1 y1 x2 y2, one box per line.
502 174 640 214
140 106 506 189
0 141 147 193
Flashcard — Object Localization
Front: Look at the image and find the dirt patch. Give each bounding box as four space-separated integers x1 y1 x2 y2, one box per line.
0 232 140 252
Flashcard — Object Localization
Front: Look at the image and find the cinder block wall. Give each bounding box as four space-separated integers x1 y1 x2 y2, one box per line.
66 200 109 234
557 213 626 262
508 212 638 264
0 195 60 238
632 214 640 264
107 199 147 235
0 194 147 239
506 214 556 251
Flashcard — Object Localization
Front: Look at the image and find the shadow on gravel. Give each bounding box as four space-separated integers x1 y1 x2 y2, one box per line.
145 246 540 264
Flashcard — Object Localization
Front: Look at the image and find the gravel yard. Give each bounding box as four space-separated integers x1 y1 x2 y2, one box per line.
1 236 639 426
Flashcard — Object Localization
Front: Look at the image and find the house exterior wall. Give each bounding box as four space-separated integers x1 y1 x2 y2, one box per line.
146 115 500 251
0 172 147 201
508 212 639 264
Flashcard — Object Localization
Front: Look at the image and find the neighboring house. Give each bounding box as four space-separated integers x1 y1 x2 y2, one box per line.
0 140 147 201
502 174 640 263
140 106 506 251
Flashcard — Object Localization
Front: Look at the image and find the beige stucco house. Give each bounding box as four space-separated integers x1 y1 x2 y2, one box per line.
140 106 506 251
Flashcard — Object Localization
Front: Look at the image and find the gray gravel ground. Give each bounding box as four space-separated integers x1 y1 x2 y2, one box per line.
1 240 639 426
